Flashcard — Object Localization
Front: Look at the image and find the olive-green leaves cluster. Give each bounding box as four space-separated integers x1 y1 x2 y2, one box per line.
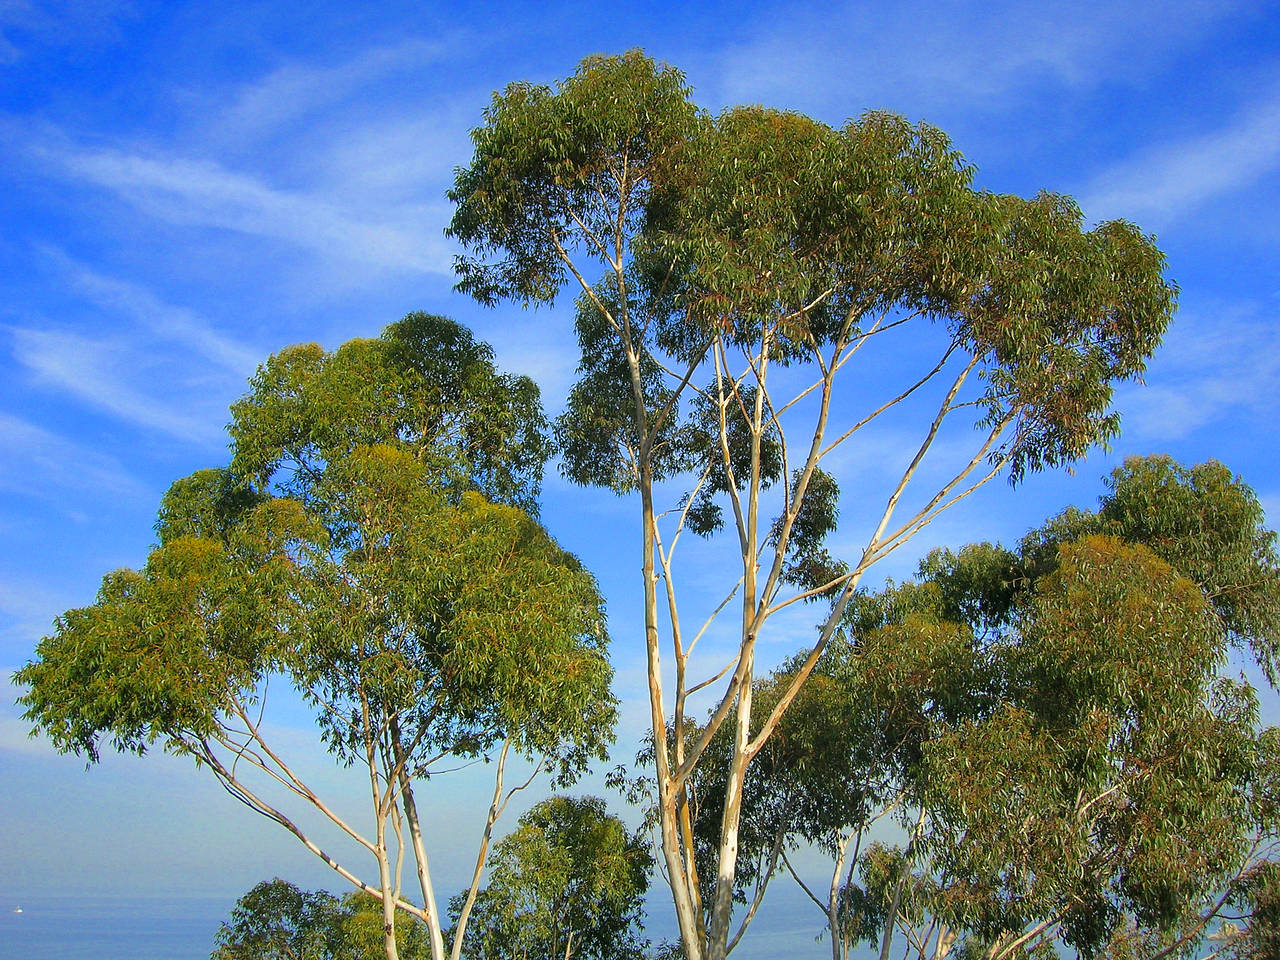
912 459 1279 957
448 52 699 310
449 52 1174 496
18 314 614 786
215 878 435 960
230 312 549 515
1018 455 1280 684
18 495 317 761
681 456 1279 958
924 536 1250 952
449 796 654 960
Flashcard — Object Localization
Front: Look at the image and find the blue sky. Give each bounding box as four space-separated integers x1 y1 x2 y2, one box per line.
2 0 1279 953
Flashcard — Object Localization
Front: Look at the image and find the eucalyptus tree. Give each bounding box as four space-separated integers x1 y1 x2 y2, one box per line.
449 795 654 960
1218 860 1280 960
448 52 1175 959
214 877 432 960
684 457 1280 960
18 314 617 960
213 878 347 960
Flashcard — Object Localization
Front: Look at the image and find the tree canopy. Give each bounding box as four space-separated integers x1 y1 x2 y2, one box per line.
676 456 1280 960
448 51 1176 960
214 878 434 960
450 795 654 960
18 314 616 960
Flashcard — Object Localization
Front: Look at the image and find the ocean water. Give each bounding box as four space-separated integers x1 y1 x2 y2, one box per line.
0 887 839 959
0 895 230 960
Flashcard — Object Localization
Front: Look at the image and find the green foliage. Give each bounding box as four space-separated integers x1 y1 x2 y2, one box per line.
448 52 701 309
925 537 1254 949
214 879 349 960
450 796 653 960
18 315 614 782
1098 456 1280 683
909 462 1278 957
680 457 1280 959
449 50 1177 960
17 496 317 761
450 53 1174 495
17 316 618 960
213 879 433 960
229 312 549 514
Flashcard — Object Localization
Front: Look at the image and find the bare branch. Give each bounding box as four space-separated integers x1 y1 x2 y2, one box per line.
450 738 513 960
686 655 743 697
219 704 379 855
197 739 427 921
550 230 621 334
820 343 958 459
865 354 981 554
562 197 617 271
781 846 829 913
727 831 785 953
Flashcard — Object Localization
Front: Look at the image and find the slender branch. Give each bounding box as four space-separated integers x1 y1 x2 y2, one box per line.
872 450 1013 563
685 576 745 663
648 346 713 448
1143 862 1258 960
712 338 750 556
782 847 828 912
218 707 378 854
450 738 513 960
562 200 616 270
764 568 858 617
820 343 958 459
549 230 621 334
727 831 785 953
872 411 1016 555
865 354 980 553
988 914 1062 960
686 655 743 697
196 738 427 920
744 565 867 758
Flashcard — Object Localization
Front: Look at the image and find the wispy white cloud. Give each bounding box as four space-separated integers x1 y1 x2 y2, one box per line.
1080 88 1280 225
1116 302 1280 441
207 38 456 147
0 411 145 499
32 142 452 274
39 248 263 374
1 37 484 300
9 326 224 442
315 100 479 202
717 0 1254 116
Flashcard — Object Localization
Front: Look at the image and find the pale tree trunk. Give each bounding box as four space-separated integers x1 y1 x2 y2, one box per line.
368 758 401 960
931 926 957 960
375 836 402 960
828 829 860 960
358 686 400 960
706 345 771 960
623 303 706 959
879 808 927 960
645 469 706 960
391 737 446 960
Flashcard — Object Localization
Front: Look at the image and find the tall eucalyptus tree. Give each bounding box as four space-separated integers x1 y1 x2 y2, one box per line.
18 314 617 960
448 52 1175 960
680 457 1280 960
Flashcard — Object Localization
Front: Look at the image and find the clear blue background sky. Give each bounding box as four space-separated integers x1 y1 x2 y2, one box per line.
1 0 1278 955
